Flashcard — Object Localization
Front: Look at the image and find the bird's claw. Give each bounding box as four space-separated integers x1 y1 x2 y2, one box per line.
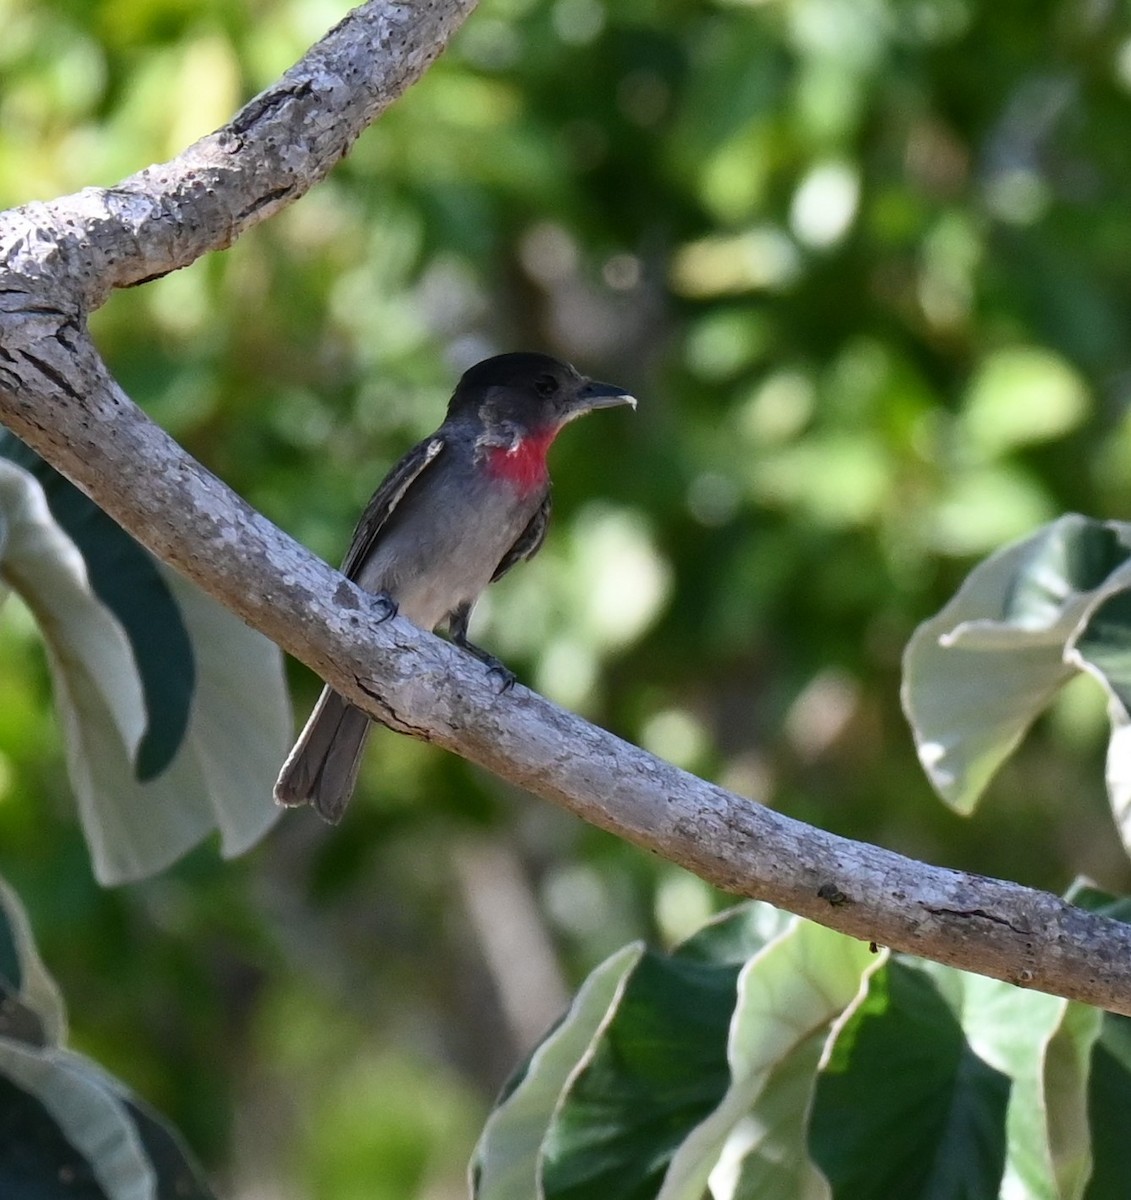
486 660 516 693
373 591 398 624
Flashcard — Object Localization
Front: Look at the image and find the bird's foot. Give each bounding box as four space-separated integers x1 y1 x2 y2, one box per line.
373 591 398 624
485 659 516 693
449 623 516 692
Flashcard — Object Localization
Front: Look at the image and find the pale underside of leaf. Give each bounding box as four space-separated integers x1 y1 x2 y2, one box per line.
902 515 1131 814
472 942 645 1200
0 1039 157 1200
658 915 883 1200
960 974 1100 1200
0 878 67 1046
0 460 147 763
157 566 289 859
0 460 288 883
77 565 288 885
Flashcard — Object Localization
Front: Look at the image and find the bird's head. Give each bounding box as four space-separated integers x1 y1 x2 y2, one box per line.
448 352 636 437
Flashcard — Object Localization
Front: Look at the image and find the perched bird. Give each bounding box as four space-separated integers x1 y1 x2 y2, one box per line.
274 352 636 823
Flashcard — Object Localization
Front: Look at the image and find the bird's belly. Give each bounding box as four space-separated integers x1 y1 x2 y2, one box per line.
393 558 495 629
355 483 540 631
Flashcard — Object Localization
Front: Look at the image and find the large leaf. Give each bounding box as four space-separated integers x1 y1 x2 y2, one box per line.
0 878 66 1049
68 563 288 884
962 975 1100 1199
0 875 215 1200
1085 1015 1131 1200
808 960 1010 1199
472 942 646 1200
0 450 287 883
537 903 793 1200
0 459 148 773
539 950 737 1200
0 434 194 779
145 565 288 863
902 514 1131 815
657 917 881 1200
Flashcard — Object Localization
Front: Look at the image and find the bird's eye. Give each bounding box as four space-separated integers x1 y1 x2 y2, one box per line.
534 374 559 398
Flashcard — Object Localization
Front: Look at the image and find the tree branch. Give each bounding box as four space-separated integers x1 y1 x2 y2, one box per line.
3 0 1131 1017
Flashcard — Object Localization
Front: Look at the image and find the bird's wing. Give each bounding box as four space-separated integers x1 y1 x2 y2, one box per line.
339 436 445 580
491 489 552 583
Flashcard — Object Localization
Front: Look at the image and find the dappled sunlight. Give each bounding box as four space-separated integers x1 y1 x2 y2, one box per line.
672 227 802 297
789 159 860 249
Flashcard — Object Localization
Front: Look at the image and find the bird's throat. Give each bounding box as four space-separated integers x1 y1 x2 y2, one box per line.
485 427 556 495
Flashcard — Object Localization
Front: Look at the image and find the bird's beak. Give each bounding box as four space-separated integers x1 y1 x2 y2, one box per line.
565 377 638 420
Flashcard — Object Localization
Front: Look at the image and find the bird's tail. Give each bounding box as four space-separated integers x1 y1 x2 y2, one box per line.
274 687 372 824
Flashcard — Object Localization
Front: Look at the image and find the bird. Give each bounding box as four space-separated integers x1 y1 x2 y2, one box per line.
274 351 637 823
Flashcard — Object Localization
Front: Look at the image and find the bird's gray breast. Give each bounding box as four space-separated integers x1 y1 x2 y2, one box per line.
353 451 544 631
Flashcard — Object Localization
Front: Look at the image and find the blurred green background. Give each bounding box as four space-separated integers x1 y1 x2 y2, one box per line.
4 0 1131 1194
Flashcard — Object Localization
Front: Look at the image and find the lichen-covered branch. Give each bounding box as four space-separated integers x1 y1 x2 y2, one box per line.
3 0 1131 1017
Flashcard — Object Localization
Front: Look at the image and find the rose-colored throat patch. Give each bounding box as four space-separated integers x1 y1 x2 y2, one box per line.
485 427 557 496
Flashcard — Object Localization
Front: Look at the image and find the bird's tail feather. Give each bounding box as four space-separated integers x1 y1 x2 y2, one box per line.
274 687 372 824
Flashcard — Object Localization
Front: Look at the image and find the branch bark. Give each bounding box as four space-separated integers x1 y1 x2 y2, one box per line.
3 0 1131 1016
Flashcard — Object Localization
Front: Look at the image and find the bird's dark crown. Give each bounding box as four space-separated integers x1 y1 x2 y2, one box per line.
447 352 582 428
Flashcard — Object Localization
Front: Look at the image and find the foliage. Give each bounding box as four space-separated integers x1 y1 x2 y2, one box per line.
5 0 1131 1195
904 515 1131 848
0 439 288 884
474 896 1131 1200
0 874 214 1198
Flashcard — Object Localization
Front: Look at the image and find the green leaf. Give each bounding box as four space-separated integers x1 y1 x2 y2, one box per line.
1085 1015 1131 1200
0 879 66 1048
1066 591 1131 848
902 514 1131 813
539 950 739 1199
0 1042 218 1200
0 458 148 769
0 454 286 883
723 1028 830 1200
0 1072 109 1200
76 564 287 885
0 436 194 780
0 875 216 1200
961 975 1100 1199
657 917 881 1200
472 942 645 1200
809 960 1010 1200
